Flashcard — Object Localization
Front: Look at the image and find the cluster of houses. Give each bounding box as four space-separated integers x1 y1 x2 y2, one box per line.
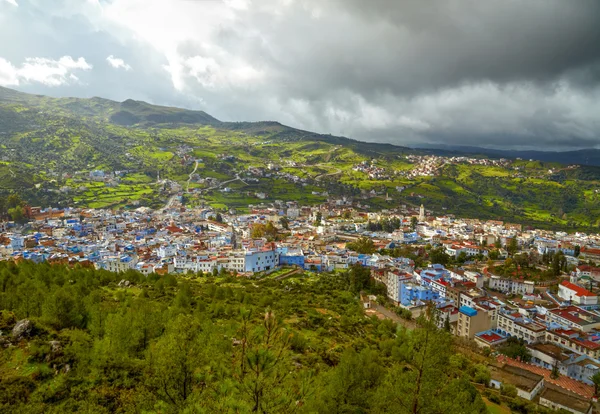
372 260 600 412
400 155 512 180
3 200 600 410
352 161 390 180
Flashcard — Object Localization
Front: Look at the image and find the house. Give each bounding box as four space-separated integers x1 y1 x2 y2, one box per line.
564 355 600 385
558 281 598 305
244 248 279 273
89 170 105 181
489 365 544 401
436 303 459 329
473 297 502 329
399 282 439 307
539 386 593 414
488 276 535 295
386 270 414 305
576 265 600 282
534 238 575 256
545 328 600 359
580 247 600 262
474 329 508 348
95 255 138 272
287 208 300 219
445 243 488 258
157 245 177 258
277 247 305 268
527 343 571 373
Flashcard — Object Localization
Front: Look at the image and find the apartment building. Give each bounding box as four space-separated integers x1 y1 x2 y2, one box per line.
386 270 414 305
545 328 600 360
497 311 546 344
456 306 490 339
546 306 600 333
489 276 535 295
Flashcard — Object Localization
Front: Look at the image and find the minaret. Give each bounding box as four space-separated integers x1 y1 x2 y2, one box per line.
419 204 425 221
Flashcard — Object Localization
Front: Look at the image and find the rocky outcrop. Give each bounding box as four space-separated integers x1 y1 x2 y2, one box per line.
11 319 33 341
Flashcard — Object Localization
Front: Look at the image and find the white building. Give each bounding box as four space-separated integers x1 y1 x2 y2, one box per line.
558 281 598 305
489 276 535 295
96 255 138 273
287 208 300 219
157 245 177 258
497 311 546 344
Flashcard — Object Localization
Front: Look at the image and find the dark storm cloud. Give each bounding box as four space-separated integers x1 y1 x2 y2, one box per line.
205 0 600 98
338 0 600 86
1 0 600 149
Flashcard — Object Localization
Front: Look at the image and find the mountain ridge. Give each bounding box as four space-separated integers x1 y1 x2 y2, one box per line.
416 144 600 166
1 86 600 232
3 86 596 166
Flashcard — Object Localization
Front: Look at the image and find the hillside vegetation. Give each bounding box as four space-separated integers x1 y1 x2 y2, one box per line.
1 86 600 230
0 261 493 413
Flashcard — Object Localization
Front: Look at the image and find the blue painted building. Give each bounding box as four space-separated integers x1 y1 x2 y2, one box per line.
400 282 439 306
277 247 305 267
244 249 279 273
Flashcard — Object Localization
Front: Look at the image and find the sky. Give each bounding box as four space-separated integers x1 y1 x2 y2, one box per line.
1 0 599 150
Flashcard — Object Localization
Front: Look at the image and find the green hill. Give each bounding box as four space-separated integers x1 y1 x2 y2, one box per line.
0 261 491 413
0 86 599 231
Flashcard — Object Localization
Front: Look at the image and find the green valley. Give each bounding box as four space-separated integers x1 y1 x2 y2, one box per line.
1 86 599 231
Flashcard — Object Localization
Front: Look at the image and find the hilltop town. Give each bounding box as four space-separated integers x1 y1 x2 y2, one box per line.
3 196 600 412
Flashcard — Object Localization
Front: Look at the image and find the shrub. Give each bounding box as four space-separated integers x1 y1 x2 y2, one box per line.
488 393 501 405
0 310 16 330
500 383 518 398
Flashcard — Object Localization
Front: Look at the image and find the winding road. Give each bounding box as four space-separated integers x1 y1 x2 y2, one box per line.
186 160 199 192
203 174 248 192
315 165 342 181
162 194 179 210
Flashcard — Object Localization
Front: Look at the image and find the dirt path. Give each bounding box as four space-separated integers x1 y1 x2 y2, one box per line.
365 302 417 329
273 268 303 280
186 160 199 192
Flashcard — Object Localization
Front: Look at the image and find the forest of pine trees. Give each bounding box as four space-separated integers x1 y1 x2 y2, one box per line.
0 261 558 413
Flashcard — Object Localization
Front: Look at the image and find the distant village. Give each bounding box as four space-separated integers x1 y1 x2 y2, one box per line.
2 197 600 412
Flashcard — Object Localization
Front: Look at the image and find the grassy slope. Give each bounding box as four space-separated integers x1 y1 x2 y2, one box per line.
1 86 599 230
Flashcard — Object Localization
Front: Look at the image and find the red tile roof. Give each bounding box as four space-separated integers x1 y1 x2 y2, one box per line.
497 355 594 399
551 307 600 326
479 332 504 342
582 247 600 256
560 280 596 297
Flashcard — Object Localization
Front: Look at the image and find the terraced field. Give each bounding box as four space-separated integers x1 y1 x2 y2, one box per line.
2 85 600 231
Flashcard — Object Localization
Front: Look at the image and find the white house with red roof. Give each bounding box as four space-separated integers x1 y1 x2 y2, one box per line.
576 265 600 282
558 281 598 305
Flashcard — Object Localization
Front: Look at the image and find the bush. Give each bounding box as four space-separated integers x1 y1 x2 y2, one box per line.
472 364 491 385
500 383 518 398
290 332 307 353
0 376 36 404
28 339 52 363
0 310 16 330
488 392 501 405
394 307 412 320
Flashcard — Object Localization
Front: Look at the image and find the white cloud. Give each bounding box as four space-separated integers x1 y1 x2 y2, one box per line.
2 0 18 7
0 57 19 86
106 55 132 71
0 56 92 87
